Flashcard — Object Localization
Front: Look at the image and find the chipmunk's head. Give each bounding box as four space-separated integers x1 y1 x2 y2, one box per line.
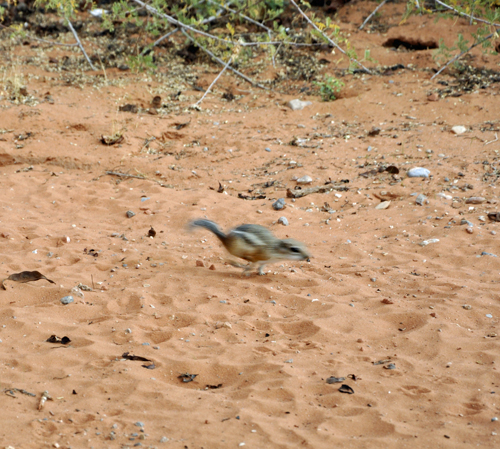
278 239 311 262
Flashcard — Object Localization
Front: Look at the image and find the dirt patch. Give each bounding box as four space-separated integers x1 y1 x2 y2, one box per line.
0 2 499 448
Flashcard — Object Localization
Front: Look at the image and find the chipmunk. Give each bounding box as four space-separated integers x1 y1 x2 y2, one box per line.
189 219 311 275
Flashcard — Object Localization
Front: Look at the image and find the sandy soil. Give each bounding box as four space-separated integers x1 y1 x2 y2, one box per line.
1 2 500 448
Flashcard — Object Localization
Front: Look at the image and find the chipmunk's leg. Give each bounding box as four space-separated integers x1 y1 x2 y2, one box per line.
242 263 255 276
257 262 267 276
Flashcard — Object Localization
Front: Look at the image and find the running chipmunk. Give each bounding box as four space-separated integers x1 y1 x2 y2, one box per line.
189 219 311 275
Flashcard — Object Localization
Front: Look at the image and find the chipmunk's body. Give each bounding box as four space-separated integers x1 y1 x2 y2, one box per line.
189 219 311 275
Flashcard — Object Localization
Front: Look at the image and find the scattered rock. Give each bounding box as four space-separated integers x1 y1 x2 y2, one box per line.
196 260 205 267
278 216 289 226
481 252 497 257
465 197 485 204
466 227 474 234
287 99 312 111
461 219 474 227
415 194 427 205
463 304 472 310
488 212 500 222
272 198 286 210
436 192 452 200
427 93 439 101
326 376 345 384
296 175 313 185
209 264 216 270
375 201 391 210
60 296 74 305
381 298 394 304
126 210 135 218
451 125 466 135
420 239 439 246
407 167 430 178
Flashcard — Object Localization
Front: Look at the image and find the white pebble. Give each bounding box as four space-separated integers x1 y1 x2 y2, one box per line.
451 125 466 135
407 167 430 178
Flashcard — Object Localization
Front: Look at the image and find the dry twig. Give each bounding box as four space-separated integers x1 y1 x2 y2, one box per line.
359 0 390 30
290 0 371 73
65 16 97 70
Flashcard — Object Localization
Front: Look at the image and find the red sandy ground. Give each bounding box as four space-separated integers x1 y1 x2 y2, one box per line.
0 2 499 448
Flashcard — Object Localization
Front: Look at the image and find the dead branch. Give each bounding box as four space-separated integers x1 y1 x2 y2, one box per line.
180 29 267 89
434 0 500 27
359 0 390 30
194 57 232 106
65 16 97 71
431 29 499 80
289 0 371 74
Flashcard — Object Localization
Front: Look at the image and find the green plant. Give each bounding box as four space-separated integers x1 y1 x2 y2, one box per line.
314 74 344 101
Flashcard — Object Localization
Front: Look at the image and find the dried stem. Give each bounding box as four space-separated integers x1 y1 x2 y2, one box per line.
65 16 97 71
194 58 232 106
434 0 500 27
431 29 498 80
359 0 390 30
289 0 371 73
180 29 267 89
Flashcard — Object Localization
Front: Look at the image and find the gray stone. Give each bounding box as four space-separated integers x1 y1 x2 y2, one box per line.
407 167 430 178
278 216 289 226
60 296 74 305
287 99 312 111
272 198 286 210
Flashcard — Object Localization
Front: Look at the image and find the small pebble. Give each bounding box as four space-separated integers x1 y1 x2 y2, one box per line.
481 252 497 257
407 167 430 178
466 227 474 234
278 217 289 226
284 359 293 363
272 198 286 210
420 239 439 246
492 417 498 422
461 219 474 227
60 296 74 305
463 305 472 310
436 192 452 200
451 125 466 135
415 194 427 206
296 175 313 185
287 99 312 111
135 422 144 427
384 363 396 370
160 436 169 443
126 210 136 218
125 328 132 334
265 147 271 152
486 314 493 318
466 197 485 204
